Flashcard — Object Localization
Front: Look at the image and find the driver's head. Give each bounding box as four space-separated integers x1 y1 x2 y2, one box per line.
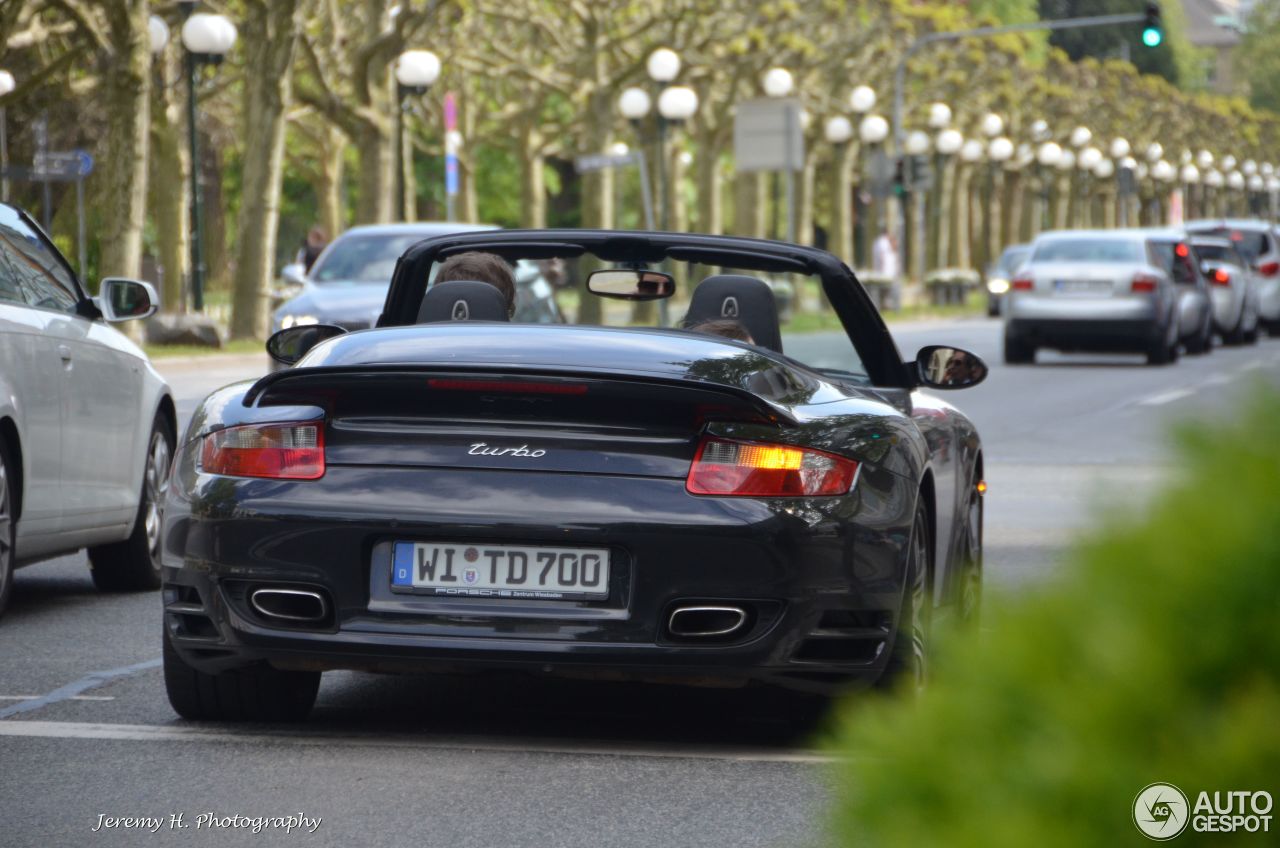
434 252 517 316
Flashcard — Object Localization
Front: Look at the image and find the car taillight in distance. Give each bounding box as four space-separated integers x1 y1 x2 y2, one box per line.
1257 260 1280 277
200 422 325 480
687 437 858 497
1011 274 1034 291
1211 268 1231 286
1131 273 1159 293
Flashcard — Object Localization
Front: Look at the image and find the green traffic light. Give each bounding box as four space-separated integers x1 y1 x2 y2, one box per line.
1142 27 1163 47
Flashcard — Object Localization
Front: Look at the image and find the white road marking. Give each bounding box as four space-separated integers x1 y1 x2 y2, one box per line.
1201 374 1232 386
1138 388 1194 406
0 695 114 701
0 720 838 764
1237 361 1264 372
0 658 160 720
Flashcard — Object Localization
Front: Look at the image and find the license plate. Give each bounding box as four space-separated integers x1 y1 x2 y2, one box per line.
391 541 610 600
1054 278 1110 295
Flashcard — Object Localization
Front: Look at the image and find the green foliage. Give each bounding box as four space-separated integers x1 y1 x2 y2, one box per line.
826 390 1280 847
1237 0 1280 113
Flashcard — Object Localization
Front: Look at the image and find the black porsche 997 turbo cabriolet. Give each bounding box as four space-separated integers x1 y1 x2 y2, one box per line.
160 230 987 721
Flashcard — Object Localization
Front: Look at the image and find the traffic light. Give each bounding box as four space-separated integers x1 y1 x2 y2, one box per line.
892 157 906 197
1141 1 1163 48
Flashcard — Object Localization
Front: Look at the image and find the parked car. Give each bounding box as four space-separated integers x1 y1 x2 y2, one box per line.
0 202 176 619
160 229 988 721
984 243 1031 316
272 222 563 338
1187 234 1260 345
1185 219 1280 336
1003 229 1211 365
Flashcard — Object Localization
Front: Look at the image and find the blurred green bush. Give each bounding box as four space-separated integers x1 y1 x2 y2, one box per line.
827 391 1280 847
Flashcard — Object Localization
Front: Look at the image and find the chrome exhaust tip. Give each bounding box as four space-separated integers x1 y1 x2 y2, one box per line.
667 605 748 638
249 587 329 623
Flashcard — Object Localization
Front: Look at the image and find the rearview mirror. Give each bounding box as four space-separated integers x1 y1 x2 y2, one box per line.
266 323 347 366
915 345 988 390
586 269 675 300
97 278 159 322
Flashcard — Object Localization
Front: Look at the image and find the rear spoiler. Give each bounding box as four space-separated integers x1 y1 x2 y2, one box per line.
244 364 799 427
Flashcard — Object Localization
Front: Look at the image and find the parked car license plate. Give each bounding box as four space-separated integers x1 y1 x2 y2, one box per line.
391 541 610 599
1054 278 1111 295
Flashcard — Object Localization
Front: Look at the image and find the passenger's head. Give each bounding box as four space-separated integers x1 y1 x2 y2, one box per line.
687 318 754 344
434 252 517 316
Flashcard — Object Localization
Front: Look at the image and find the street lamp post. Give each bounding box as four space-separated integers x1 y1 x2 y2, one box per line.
824 115 854 266
0 70 15 204
180 4 237 312
1180 164 1200 221
934 127 962 268
762 67 796 242
859 112 889 273
850 86 876 267
394 49 441 222
1110 138 1131 226
1036 141 1061 232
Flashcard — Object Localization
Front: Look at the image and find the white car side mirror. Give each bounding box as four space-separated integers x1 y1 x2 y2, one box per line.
96 278 159 322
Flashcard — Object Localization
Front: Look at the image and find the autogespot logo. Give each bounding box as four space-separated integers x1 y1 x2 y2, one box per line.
1134 783 1190 841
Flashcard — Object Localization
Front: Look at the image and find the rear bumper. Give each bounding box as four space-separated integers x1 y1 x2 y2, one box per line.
160 464 914 693
1006 317 1164 352
1259 278 1280 321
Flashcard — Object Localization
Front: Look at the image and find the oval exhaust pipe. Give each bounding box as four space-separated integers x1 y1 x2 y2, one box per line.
249 587 328 623
668 605 747 638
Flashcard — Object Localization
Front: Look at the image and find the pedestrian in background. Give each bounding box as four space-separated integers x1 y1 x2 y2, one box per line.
872 228 898 279
298 226 329 273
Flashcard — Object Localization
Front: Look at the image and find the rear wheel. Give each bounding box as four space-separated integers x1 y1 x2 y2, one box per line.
163 626 320 722
89 415 173 592
0 439 15 621
1186 314 1213 355
879 497 931 692
1003 334 1035 365
1146 324 1178 366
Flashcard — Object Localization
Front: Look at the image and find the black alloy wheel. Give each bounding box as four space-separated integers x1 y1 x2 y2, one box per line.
879 496 932 692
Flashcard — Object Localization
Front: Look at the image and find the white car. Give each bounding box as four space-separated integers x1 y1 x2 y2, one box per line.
0 203 175 619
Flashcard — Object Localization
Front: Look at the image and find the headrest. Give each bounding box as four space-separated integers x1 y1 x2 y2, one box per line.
417 280 510 323
684 275 783 352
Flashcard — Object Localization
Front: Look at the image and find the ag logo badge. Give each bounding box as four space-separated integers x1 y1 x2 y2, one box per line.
1134 783 1190 840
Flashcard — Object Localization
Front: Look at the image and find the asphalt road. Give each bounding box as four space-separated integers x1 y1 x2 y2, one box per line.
2 320 1278 848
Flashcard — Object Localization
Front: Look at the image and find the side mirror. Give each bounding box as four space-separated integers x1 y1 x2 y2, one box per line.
97 278 159 322
266 323 347 366
586 269 675 300
915 345 988 390
280 263 308 287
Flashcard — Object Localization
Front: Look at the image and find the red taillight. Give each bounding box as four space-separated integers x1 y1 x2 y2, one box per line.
1258 261 1280 277
200 422 325 480
1011 275 1033 291
427 378 589 395
1175 242 1190 258
1131 273 1159 293
686 437 858 497
1211 268 1231 286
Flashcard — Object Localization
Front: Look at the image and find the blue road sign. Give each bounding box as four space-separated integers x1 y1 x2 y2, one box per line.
445 153 458 196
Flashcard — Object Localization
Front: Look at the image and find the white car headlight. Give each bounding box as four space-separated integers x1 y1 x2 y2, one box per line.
281 314 320 330
986 278 1010 295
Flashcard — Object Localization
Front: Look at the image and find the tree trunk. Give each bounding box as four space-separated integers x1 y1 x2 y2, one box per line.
938 157 955 268
829 143 855 266
574 81 612 325
355 119 394 224
518 122 547 229
149 42 188 313
316 124 345 237
230 0 302 341
202 139 231 295
98 0 150 282
693 128 722 236
731 171 766 238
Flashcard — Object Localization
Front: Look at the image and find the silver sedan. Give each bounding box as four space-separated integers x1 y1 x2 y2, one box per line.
1003 229 1212 366
1188 235 1260 345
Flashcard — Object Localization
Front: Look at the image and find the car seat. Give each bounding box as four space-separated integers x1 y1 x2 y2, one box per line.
417 280 510 323
684 275 783 352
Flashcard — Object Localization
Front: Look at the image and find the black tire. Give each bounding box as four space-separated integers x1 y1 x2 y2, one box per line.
1186 314 1213 355
879 497 931 692
89 414 174 592
163 626 320 722
1223 312 1247 346
957 476 983 629
0 438 15 622
1003 334 1035 365
1146 326 1178 366
1268 320 1280 338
